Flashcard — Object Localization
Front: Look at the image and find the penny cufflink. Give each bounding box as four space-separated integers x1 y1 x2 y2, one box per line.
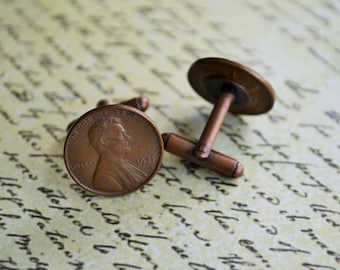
64 97 163 196
63 58 275 196
162 57 275 178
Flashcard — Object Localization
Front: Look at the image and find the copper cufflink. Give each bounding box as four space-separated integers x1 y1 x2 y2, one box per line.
163 57 275 178
64 97 163 196
64 57 275 196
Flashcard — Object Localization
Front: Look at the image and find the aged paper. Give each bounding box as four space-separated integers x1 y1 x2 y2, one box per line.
0 0 339 269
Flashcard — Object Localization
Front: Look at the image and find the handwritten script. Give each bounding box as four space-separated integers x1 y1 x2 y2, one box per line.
0 0 339 269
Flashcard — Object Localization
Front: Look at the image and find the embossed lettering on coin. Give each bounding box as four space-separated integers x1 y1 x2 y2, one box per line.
64 105 163 196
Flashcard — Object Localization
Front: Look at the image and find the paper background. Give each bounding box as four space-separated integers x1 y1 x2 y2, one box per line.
0 0 339 269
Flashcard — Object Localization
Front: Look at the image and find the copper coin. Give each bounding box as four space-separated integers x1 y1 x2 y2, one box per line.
64 104 163 196
188 57 275 115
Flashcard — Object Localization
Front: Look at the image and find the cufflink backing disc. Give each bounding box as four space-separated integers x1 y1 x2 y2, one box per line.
188 57 275 115
64 104 163 196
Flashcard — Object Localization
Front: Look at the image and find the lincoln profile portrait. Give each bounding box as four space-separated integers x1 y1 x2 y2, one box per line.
88 117 147 192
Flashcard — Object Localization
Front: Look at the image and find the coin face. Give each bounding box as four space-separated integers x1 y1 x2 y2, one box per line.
64 104 163 196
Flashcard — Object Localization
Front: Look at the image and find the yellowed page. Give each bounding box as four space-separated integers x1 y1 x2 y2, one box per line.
0 0 339 269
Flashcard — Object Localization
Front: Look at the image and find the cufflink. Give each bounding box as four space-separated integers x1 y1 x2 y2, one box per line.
162 57 275 178
64 97 163 196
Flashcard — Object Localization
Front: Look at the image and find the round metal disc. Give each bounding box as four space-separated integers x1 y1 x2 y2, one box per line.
64 104 163 196
188 57 275 114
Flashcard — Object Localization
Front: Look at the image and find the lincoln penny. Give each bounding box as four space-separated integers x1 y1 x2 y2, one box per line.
64 104 163 196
